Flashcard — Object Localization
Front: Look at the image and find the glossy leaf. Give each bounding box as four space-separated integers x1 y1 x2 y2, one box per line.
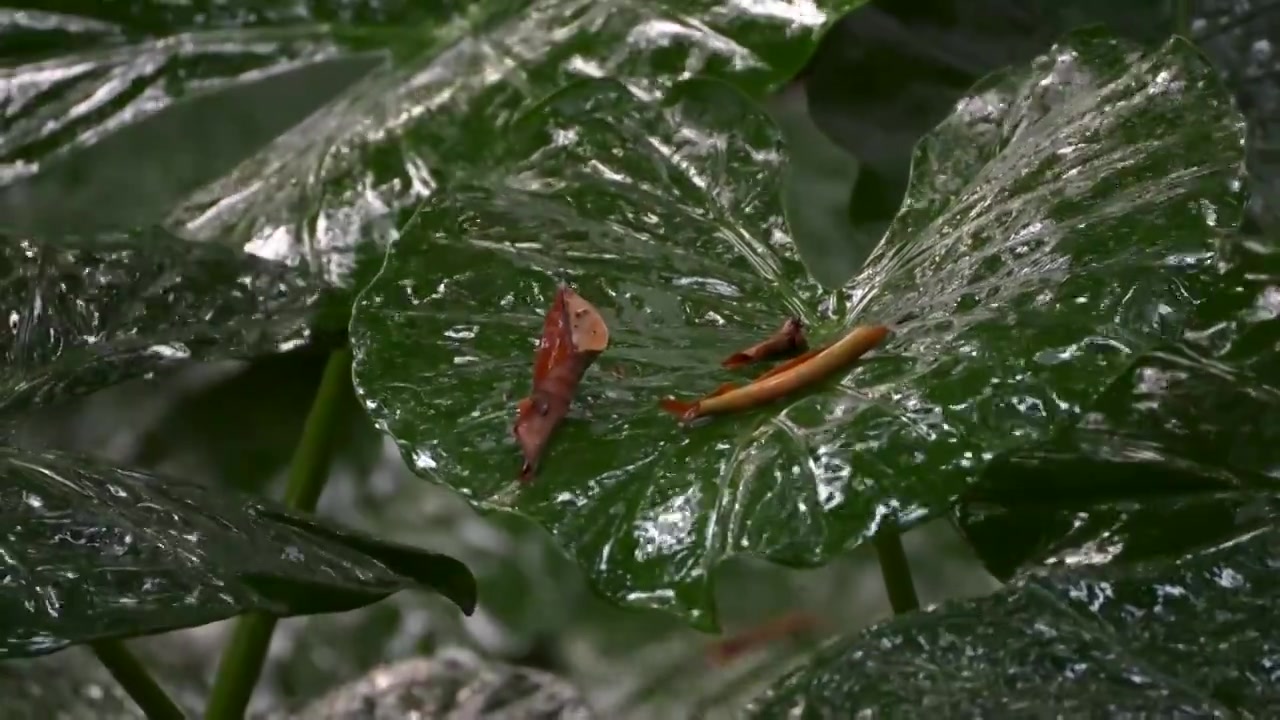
750 520 1280 715
960 326 1280 576
0 1 449 37
0 9 408 289
3 2 870 284
0 445 475 659
350 30 1244 626
803 0 1180 240
0 53 385 237
0 228 326 418
957 234 1280 577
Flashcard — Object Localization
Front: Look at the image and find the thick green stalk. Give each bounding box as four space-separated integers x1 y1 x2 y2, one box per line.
204 346 352 720
874 525 920 615
1175 0 1192 38
91 640 187 720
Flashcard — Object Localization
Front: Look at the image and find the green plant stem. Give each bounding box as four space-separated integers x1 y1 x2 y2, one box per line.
204 346 352 720
874 525 919 615
91 640 187 720
1175 0 1191 38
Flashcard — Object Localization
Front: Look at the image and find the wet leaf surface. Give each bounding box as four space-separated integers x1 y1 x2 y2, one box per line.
0 445 475 659
0 53 386 237
750 519 1280 715
960 276 1280 578
0 9 407 288
351 31 1244 626
2 1 872 286
0 227 326 418
4 1 1278 716
803 1 1180 238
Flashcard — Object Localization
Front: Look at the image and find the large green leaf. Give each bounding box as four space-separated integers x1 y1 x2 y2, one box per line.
1 1 446 36
0 445 475 659
0 227 327 418
749 517 1279 715
0 53 385 238
2 2 870 283
959 303 1280 577
801 1 1181 284
0 9 412 294
957 233 1280 577
350 30 1244 627
5 2 1195 295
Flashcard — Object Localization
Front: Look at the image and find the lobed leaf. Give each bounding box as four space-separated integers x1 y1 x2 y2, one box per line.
351 31 1245 626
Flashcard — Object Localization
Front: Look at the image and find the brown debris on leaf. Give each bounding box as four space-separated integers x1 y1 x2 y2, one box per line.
661 324 891 422
512 285 609 483
721 316 808 369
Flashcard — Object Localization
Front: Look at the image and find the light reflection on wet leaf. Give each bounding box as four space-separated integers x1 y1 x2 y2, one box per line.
0 50 386 239
351 31 1245 627
0 228 323 417
960 320 1280 578
3 1 870 286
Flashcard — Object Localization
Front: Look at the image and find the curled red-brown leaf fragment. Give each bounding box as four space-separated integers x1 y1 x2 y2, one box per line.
512 285 609 483
721 316 808 369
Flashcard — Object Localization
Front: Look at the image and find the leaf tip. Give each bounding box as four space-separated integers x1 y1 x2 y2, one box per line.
429 555 479 616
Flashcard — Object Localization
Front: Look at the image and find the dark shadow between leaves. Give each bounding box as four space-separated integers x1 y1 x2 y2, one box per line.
116 337 365 500
766 79 880 289
959 491 1279 581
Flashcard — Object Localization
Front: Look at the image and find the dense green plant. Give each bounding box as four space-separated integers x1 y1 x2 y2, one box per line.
2 0 1275 717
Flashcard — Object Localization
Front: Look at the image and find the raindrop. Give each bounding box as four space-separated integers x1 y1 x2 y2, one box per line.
413 448 438 471
107 533 134 558
1249 39 1272 63
1212 566 1245 589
